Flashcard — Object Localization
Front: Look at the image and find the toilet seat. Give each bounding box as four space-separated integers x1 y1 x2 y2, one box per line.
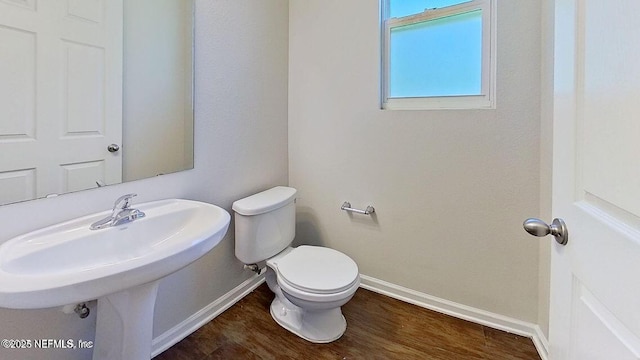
275 246 359 295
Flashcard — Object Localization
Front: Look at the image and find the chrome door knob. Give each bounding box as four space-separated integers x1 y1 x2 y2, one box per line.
107 144 120 153
523 218 568 245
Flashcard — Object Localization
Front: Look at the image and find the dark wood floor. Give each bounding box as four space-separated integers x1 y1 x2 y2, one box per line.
155 283 541 359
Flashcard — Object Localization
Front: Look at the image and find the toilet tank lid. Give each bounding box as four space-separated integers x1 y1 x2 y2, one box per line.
232 186 297 216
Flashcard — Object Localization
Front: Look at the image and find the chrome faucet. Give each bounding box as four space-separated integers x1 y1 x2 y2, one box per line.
90 193 146 230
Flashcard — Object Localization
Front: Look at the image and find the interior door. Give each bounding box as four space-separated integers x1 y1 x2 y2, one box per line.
0 0 122 205
549 0 640 358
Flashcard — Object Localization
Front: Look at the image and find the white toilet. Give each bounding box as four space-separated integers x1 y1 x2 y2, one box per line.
233 186 360 343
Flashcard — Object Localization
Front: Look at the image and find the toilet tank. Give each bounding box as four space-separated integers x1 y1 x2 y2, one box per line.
232 186 297 264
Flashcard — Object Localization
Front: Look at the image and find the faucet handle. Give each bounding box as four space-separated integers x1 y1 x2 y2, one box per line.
113 193 137 211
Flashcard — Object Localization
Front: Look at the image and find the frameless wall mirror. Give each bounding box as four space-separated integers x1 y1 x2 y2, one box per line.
0 0 194 206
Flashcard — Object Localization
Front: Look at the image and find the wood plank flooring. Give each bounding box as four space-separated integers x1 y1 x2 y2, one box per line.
154 283 541 359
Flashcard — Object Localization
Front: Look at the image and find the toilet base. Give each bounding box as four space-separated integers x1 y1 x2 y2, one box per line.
269 296 346 343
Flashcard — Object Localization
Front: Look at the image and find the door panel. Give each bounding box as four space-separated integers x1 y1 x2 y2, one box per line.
62 40 105 136
580 0 640 218
0 0 122 205
0 25 36 140
67 0 103 23
571 279 640 359
60 160 105 193
0 169 36 204
551 0 640 358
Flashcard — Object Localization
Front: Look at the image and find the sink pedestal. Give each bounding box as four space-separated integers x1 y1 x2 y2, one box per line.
92 280 160 360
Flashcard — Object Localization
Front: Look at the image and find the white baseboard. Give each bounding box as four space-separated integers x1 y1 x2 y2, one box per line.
151 274 265 358
359 274 549 360
532 324 550 360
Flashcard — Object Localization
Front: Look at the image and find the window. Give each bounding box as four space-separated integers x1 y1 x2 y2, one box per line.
381 0 495 110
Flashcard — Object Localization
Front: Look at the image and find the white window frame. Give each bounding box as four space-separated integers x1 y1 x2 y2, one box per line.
381 0 496 110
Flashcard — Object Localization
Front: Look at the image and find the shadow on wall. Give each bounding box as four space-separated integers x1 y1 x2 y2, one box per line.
295 206 324 247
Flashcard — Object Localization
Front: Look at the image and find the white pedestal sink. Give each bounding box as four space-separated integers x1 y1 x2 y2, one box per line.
0 199 230 360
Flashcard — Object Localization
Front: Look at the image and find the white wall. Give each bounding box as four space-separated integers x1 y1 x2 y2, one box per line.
289 0 542 323
123 0 194 181
538 0 555 340
0 1 289 359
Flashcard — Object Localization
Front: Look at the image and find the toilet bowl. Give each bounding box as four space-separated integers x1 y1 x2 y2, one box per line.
265 246 360 343
232 186 360 343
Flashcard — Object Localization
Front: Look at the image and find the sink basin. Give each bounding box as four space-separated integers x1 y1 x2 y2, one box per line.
0 199 230 309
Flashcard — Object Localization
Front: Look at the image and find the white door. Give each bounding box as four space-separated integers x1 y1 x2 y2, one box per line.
0 0 123 205
548 0 640 358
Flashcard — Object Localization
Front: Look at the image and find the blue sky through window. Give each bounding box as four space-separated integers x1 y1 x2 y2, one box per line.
390 0 472 18
389 10 482 98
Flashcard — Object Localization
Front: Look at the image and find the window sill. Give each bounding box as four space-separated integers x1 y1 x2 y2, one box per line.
382 95 494 110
